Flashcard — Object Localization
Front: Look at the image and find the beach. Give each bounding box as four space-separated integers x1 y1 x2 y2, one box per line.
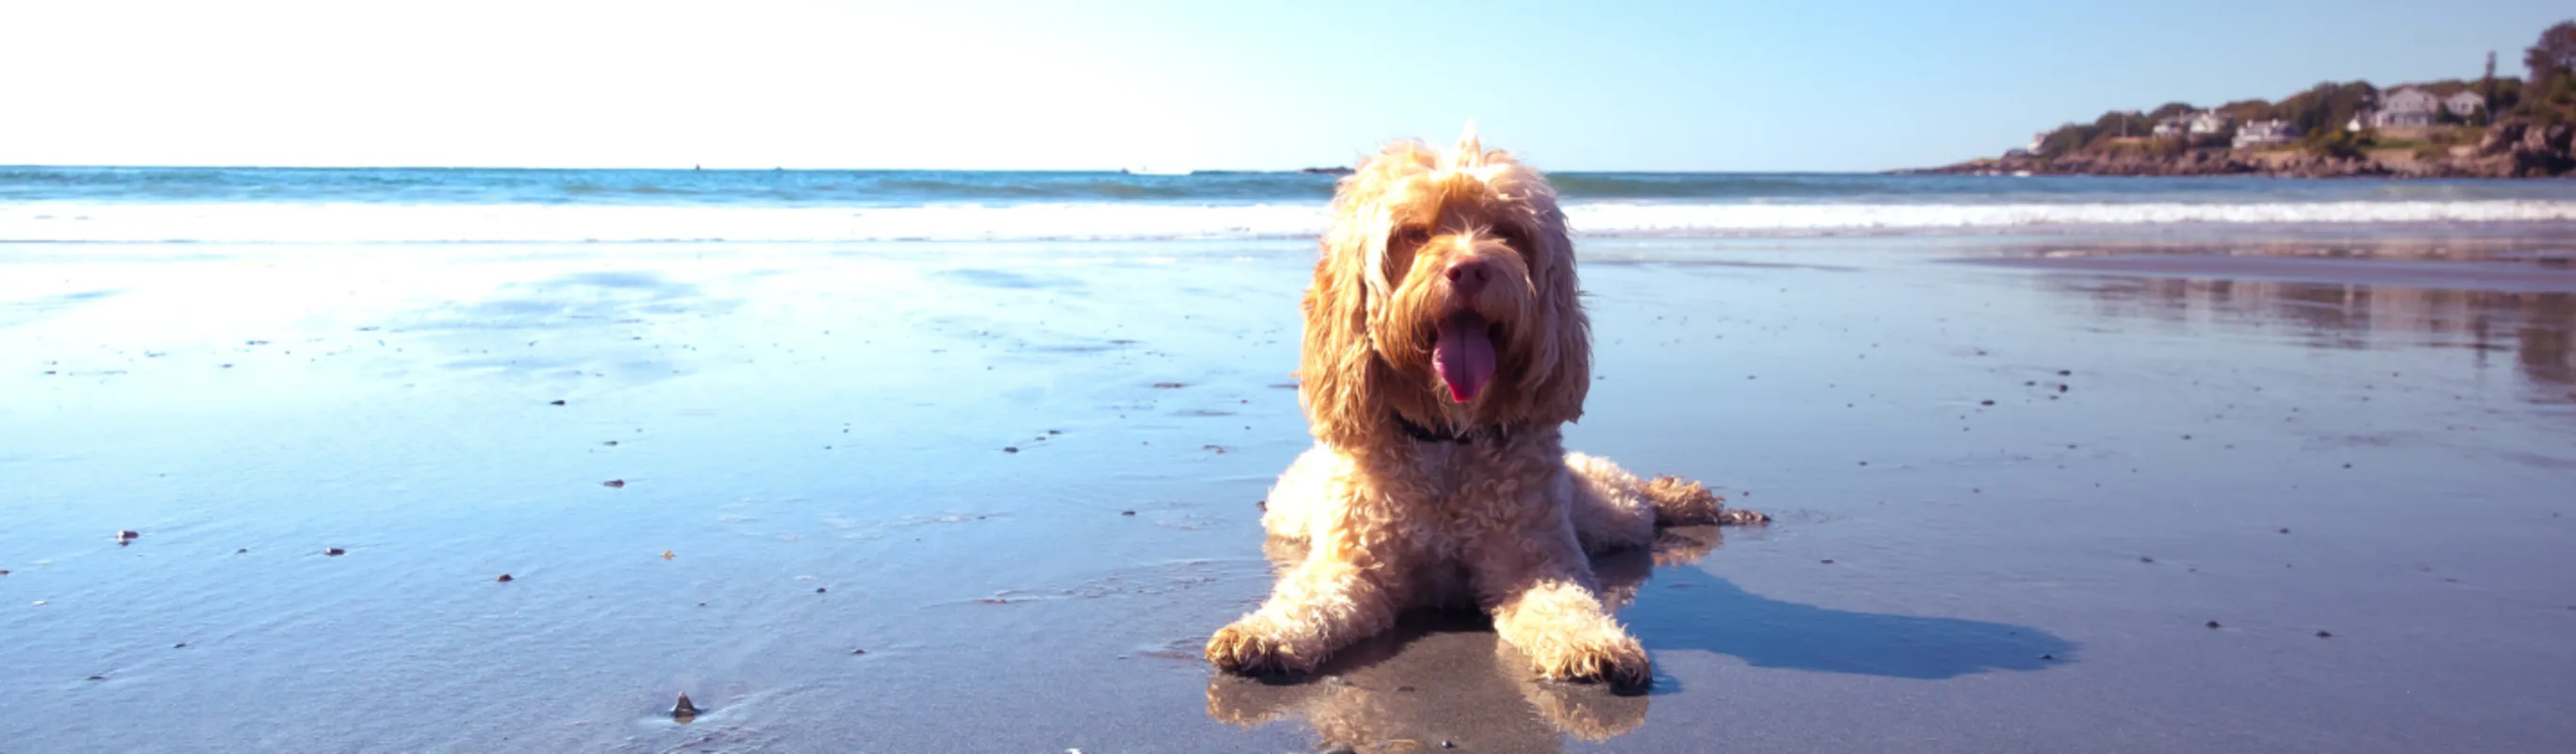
6 170 2576 751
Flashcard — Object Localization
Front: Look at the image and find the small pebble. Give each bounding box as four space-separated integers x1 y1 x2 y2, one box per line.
496 574 514 582
323 548 346 556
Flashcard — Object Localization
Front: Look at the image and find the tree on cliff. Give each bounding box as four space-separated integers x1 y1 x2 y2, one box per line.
2274 81 2377 135
2038 123 2100 157
2523 21 2576 125
2529 22 2576 79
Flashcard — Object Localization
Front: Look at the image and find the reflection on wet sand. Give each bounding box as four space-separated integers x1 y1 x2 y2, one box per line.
2047 274 2576 402
1203 533 1704 752
1207 528 2074 751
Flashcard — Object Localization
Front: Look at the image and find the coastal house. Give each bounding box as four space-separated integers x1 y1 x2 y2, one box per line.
2444 90 2486 119
2347 108 2373 132
2187 110 2233 136
2152 116 2188 139
2232 119 2301 148
2372 87 2439 128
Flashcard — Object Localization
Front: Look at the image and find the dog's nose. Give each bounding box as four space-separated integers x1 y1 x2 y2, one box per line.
1445 259 1492 297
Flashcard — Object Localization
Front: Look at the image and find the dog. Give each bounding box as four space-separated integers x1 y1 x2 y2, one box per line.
1205 130 1763 688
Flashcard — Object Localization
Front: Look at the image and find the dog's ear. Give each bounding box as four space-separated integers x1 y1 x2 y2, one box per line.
1515 189 1592 425
1299 173 1393 448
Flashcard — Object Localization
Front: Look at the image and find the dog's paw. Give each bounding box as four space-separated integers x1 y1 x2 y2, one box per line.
1528 632 1651 690
1643 475 1767 527
1206 621 1311 676
1641 475 1722 524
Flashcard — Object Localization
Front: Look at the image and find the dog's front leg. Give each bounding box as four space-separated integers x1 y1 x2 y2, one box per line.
1472 529 1651 688
1206 550 1395 676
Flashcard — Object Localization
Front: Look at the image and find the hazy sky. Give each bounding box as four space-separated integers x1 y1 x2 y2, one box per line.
3 1 2568 172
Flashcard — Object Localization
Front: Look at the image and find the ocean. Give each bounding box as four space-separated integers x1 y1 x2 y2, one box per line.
8 166 2576 243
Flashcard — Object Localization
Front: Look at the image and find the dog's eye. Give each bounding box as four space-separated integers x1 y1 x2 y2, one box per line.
1395 227 1430 247
1498 227 1536 262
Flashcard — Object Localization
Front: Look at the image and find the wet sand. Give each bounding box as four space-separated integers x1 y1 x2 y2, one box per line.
5 233 2575 751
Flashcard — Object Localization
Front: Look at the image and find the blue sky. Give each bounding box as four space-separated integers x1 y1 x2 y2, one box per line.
1 0 2567 172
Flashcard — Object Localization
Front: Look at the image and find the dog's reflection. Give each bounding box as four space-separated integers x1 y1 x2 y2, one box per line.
1206 527 1726 751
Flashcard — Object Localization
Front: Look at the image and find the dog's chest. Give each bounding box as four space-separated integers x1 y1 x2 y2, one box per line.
1389 440 1560 532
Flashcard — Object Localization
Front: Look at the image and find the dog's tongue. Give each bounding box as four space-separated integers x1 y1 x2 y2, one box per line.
1433 311 1496 403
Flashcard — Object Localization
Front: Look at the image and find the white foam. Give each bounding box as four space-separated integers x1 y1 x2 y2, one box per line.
7 199 2576 244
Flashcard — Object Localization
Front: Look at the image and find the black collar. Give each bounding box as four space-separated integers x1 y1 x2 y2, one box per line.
1393 413 1511 445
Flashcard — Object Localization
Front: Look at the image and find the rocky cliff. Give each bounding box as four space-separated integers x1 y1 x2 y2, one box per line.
1910 121 2574 179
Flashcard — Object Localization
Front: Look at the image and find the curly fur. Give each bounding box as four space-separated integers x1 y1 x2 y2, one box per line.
1207 130 1764 688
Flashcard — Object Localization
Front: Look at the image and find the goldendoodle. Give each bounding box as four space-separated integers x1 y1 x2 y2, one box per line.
1206 130 1763 688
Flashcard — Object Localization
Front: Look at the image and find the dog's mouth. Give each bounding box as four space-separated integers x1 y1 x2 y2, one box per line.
1432 310 1498 403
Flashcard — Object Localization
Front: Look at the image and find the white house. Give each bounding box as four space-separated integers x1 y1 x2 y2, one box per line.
2444 90 2486 119
2347 108 2373 132
2232 119 2301 148
2187 110 2234 136
2152 116 2188 138
2373 88 2439 128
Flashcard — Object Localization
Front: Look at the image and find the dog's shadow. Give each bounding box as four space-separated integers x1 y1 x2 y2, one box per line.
1206 527 2076 751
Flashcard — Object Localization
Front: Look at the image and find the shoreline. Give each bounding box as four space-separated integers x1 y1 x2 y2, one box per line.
1910 122 2576 180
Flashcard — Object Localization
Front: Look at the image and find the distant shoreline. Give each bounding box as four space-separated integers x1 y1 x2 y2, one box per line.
1907 121 2574 179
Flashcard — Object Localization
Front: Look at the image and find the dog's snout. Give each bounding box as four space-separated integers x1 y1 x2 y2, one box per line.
1445 259 1493 297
